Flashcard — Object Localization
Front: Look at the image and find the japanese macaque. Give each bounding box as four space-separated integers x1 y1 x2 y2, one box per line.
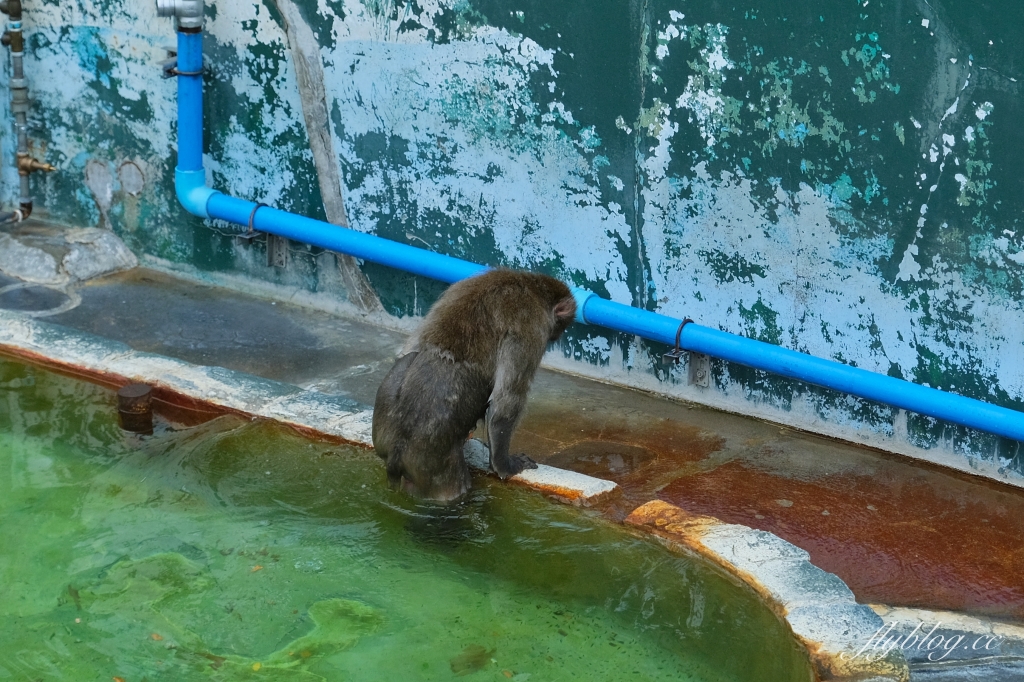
371 269 577 502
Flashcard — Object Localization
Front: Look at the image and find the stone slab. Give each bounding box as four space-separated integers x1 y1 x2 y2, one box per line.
626 500 910 681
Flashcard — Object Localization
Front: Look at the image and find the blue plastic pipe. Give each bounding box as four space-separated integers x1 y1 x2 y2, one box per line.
174 30 215 219
579 297 1024 442
170 30 1024 444
206 193 486 283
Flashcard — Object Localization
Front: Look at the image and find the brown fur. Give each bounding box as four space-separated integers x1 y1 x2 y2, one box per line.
371 269 576 501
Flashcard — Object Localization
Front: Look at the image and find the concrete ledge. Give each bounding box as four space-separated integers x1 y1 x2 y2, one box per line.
0 310 616 505
0 309 374 444
463 438 618 505
625 500 910 682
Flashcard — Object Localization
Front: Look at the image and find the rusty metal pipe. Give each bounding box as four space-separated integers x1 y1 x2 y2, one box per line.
1 0 51 218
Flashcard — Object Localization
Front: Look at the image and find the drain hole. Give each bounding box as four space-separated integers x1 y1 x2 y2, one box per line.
0 282 80 317
545 441 658 477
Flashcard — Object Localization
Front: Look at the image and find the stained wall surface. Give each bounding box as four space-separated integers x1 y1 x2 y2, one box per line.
5 0 1023 476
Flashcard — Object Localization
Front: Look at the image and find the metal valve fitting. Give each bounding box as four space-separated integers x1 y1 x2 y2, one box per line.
17 153 55 176
155 0 203 30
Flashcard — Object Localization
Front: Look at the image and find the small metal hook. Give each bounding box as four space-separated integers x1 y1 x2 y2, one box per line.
662 318 693 365
247 202 267 235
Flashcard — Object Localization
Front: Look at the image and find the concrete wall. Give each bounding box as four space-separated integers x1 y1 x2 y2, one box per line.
6 0 1024 479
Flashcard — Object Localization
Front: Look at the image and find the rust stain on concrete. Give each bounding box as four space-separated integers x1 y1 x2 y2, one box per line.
658 459 1024 621
516 379 1024 624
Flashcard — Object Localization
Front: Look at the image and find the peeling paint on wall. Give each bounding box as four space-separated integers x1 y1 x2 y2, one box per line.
629 2 1024 467
6 0 1024 477
320 4 632 290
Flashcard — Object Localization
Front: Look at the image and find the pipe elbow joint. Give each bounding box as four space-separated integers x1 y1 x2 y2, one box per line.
570 287 597 324
175 168 217 218
156 0 203 29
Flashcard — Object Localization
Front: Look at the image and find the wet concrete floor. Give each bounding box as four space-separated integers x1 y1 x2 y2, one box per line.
516 375 1024 621
52 269 407 405
8 265 1024 623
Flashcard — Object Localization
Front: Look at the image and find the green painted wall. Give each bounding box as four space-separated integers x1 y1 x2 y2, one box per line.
6 0 1023 476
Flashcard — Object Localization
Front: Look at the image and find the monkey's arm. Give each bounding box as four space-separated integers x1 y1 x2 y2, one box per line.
486 334 544 479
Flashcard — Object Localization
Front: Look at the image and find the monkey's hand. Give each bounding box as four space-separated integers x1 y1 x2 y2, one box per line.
494 453 539 479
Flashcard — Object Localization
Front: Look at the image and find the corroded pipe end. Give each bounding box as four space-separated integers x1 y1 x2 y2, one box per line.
117 383 154 433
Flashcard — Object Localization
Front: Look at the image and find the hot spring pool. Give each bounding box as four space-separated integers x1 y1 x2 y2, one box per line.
0 358 813 681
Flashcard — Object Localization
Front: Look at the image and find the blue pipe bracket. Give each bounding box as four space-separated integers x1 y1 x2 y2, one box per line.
157 9 1024 446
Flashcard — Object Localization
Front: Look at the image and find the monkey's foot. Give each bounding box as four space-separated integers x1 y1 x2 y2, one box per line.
493 453 539 480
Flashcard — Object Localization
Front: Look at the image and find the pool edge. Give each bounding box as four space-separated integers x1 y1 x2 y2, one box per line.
0 308 909 681
626 501 909 681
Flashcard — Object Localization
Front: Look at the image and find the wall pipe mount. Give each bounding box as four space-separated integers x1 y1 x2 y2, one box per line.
1 0 54 218
158 7 1024 445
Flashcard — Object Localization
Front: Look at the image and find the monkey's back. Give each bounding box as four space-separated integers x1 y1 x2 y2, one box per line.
385 349 492 440
412 269 571 367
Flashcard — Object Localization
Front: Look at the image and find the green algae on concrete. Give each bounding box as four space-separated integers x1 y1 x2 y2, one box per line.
0 358 814 681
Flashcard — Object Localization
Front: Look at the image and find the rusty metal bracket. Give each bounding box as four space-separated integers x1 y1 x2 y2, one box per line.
161 59 203 78
688 353 711 388
247 202 266 235
235 202 267 244
662 318 693 365
163 63 204 78
267 234 288 269
160 47 204 78
663 318 710 387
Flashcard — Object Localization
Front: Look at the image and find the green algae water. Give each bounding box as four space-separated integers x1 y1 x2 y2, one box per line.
0 358 813 681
